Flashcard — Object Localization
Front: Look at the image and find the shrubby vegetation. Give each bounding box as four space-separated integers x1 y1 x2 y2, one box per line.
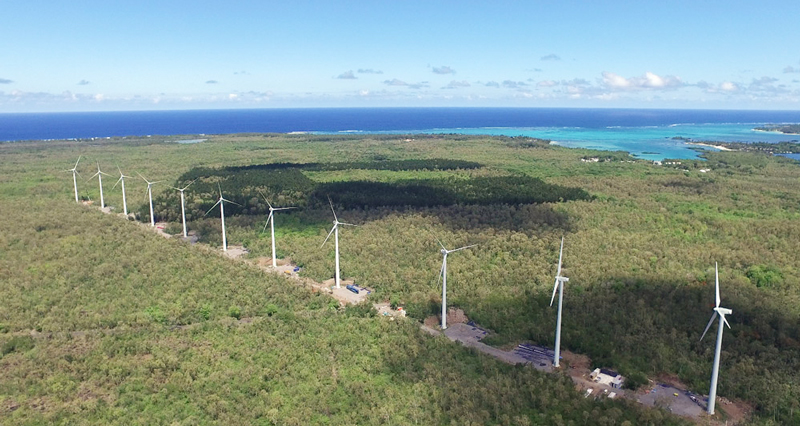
2 132 800 424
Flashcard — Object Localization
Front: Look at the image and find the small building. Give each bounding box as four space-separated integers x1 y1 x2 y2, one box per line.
590 368 625 389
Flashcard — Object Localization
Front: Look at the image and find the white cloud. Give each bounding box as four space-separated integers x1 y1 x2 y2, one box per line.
383 78 407 86
537 80 558 87
601 71 684 90
502 80 527 89
336 70 357 79
783 66 800 74
357 69 383 74
432 66 456 75
720 81 739 92
540 54 561 61
442 80 470 89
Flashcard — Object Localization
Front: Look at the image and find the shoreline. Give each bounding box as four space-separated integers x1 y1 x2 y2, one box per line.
685 142 733 151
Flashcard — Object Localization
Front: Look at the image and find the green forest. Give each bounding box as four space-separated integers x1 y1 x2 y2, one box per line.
2 132 799 425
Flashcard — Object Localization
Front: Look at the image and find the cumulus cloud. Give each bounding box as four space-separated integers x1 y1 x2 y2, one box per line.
537 80 558 87
540 54 561 61
382 79 429 89
432 66 456 75
601 71 684 90
206 80 218 84
0 78 12 84
78 80 90 86
337 70 357 79
484 81 500 88
564 78 590 86
720 81 740 92
502 80 528 89
383 78 408 86
442 80 470 89
357 69 383 74
751 76 778 86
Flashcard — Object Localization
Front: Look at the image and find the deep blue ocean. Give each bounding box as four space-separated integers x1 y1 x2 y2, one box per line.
2 108 799 160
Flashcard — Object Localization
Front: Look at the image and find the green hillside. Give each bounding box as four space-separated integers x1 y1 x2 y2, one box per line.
2 133 799 424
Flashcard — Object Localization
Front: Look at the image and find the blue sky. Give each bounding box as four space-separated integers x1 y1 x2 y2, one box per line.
2 0 799 112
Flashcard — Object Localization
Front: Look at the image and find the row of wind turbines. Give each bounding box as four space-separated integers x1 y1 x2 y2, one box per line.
544 239 733 415
67 156 733 416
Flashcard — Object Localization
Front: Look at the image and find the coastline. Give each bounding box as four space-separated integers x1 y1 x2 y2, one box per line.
685 142 733 151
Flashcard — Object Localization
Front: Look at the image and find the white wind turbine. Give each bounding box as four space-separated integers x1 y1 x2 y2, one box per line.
549 236 569 368
205 184 240 252
137 172 161 227
700 263 733 416
65 156 82 202
436 239 477 330
172 179 197 238
88 161 112 209
112 166 132 216
260 192 296 267
321 197 356 289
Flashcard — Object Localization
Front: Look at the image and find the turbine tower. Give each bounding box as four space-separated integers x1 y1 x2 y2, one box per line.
436 239 477 330
112 166 132 216
549 236 569 368
172 179 196 238
700 263 733 416
260 192 296 267
321 197 355 288
89 161 111 209
137 173 161 227
65 156 82 202
205 184 239 252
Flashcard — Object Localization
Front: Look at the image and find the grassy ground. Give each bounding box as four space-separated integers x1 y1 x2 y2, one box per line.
2 133 799 424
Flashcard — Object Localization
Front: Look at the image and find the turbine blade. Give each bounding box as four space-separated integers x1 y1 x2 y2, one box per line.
721 313 731 329
556 236 565 276
550 279 559 306
435 238 446 251
181 178 197 191
222 198 241 207
274 206 296 211
328 196 338 222
700 313 716 341
262 211 273 233
437 258 445 287
715 262 721 307
450 244 477 253
338 221 357 226
321 224 337 248
258 190 273 208
112 176 123 190
74 156 82 169
204 199 222 216
136 172 150 184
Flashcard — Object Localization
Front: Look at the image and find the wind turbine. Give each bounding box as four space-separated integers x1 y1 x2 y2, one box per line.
700 263 733 416
137 172 161 227
65 156 82 202
549 236 569 368
205 184 240 252
172 179 197 238
321 197 355 289
436 239 477 330
88 161 112 209
260 192 296 267
112 166 132 216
